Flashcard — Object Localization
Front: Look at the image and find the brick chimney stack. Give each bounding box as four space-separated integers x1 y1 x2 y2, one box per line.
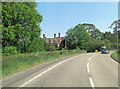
54 34 56 38
43 34 45 38
58 33 60 38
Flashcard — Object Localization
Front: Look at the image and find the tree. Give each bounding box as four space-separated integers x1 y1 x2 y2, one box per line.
2 2 43 53
86 39 102 52
82 23 103 40
113 29 120 43
102 39 112 50
109 20 120 51
66 24 91 50
65 28 77 50
103 31 117 43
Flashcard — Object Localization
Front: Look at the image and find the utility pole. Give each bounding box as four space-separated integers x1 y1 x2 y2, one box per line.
116 23 119 52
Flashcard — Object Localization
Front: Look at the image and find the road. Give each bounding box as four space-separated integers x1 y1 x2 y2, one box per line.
2 52 119 88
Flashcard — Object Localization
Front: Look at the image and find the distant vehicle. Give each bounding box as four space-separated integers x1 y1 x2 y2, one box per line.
101 49 109 54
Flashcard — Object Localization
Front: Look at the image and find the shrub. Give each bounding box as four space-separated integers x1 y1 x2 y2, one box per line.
51 45 56 51
44 44 56 51
111 43 117 50
44 44 51 51
62 47 67 50
75 47 82 53
3 46 17 56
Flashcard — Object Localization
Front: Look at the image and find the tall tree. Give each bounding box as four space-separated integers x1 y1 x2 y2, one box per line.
82 23 103 40
2 2 43 53
65 28 77 49
103 31 117 43
66 24 91 50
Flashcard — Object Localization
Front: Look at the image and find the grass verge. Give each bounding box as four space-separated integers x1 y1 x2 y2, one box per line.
111 52 120 63
2 50 86 78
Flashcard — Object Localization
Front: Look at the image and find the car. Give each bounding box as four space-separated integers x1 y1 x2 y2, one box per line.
101 49 109 54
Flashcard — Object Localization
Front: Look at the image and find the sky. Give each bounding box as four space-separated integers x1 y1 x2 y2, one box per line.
35 2 118 38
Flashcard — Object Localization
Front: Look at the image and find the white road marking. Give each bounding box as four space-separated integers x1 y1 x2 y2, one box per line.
87 62 90 73
18 54 86 88
109 55 118 64
88 57 91 61
89 77 95 89
87 56 96 89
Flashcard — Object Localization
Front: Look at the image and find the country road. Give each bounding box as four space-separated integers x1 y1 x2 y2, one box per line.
2 52 119 88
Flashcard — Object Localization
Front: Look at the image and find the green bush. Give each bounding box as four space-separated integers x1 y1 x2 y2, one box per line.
44 44 51 51
51 45 56 51
44 43 56 51
75 47 81 51
4 46 17 56
111 43 117 50
62 47 67 50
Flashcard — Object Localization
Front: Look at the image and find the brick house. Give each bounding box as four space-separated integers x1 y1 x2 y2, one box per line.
43 33 64 49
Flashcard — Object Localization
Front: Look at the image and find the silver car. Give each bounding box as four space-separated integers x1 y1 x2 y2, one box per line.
101 49 109 54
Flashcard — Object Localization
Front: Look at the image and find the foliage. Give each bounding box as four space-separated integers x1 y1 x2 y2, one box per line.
102 39 112 50
83 23 103 40
3 46 17 55
2 2 43 54
28 38 44 53
3 50 86 77
65 28 77 49
65 23 118 52
86 39 99 52
111 43 117 50
44 43 56 51
103 31 117 43
44 43 51 51
62 46 67 50
66 24 91 50
75 47 82 53
51 45 56 51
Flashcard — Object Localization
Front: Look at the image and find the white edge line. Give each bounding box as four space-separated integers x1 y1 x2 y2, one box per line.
87 62 90 73
18 54 86 88
89 77 95 89
109 55 118 64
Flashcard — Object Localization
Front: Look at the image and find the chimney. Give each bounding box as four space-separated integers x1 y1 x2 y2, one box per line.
43 34 45 38
58 33 60 38
54 34 56 38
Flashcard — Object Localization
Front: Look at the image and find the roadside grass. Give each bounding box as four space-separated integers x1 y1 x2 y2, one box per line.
111 52 120 62
2 50 86 78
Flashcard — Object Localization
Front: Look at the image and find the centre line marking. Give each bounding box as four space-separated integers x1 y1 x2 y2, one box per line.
18 54 86 88
89 77 95 89
88 57 91 61
87 62 90 73
87 56 95 88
